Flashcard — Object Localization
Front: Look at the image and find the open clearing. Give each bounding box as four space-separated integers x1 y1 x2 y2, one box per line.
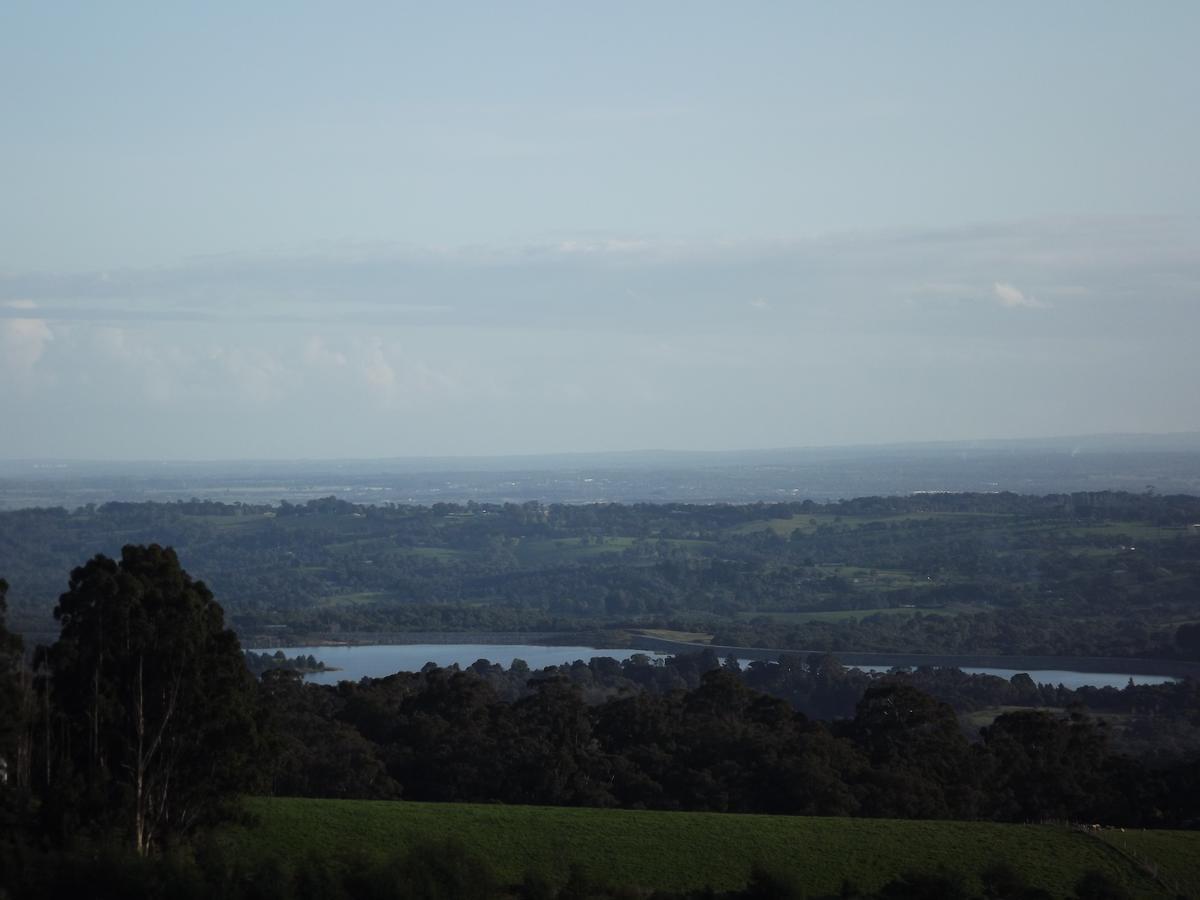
633 628 714 643
232 797 1192 897
730 511 1010 537
732 604 981 624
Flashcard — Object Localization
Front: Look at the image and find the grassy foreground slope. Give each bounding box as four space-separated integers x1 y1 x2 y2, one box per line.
1099 829 1200 898
235 798 1194 897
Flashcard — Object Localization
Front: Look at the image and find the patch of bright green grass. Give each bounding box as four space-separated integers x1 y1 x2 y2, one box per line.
231 798 1181 898
316 591 391 608
403 546 477 561
731 511 1009 537
733 604 978 625
1062 522 1181 542
634 628 714 644
1099 829 1200 898
513 536 638 564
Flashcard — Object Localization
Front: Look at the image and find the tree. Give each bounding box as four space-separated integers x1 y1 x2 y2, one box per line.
43 545 259 853
0 579 23 792
1176 622 1200 659
980 709 1111 823
850 683 973 818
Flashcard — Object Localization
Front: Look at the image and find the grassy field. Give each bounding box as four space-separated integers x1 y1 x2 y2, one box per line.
514 536 638 564
633 628 715 644
962 707 1135 731
1099 829 1200 898
732 603 982 625
313 590 394 607
729 511 1009 537
230 798 1190 897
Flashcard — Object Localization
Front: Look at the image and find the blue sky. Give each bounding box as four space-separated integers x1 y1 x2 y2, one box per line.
2 2 1198 458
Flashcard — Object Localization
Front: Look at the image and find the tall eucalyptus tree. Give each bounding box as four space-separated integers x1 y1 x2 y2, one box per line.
45 545 259 854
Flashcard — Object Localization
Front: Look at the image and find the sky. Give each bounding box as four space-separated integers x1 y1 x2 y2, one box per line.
2 2 1198 459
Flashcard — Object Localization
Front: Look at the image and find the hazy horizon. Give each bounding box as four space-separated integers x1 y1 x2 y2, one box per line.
4 4 1198 459
1 429 1198 466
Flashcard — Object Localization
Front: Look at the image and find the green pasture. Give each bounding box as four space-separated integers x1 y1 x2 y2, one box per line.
962 707 1136 744
817 564 927 587
730 511 1009 537
513 536 638 564
1100 829 1200 898
633 628 714 644
232 797 1186 897
1063 522 1182 542
729 512 1182 551
402 546 477 562
734 603 979 625
316 591 391 608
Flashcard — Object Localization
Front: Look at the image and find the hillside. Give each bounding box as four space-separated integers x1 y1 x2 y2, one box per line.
231 798 1197 898
4 493 1200 668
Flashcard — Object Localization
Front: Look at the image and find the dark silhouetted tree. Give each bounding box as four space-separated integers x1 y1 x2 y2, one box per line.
0 579 23 795
43 545 259 853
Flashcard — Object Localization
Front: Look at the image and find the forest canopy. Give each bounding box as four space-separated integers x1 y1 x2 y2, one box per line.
1 491 1198 662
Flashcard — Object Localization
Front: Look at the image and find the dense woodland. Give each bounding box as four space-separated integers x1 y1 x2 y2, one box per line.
2 492 1199 663
2 546 1198 899
3 549 1200 832
247 659 1200 827
243 650 329 678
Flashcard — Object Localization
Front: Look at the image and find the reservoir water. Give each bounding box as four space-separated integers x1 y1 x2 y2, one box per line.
256 644 670 684
254 644 1175 689
854 665 1172 690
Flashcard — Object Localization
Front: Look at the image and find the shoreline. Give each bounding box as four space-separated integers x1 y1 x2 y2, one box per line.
241 629 1200 679
628 635 1200 679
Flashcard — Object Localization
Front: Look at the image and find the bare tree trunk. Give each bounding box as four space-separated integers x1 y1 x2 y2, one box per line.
43 672 51 789
92 662 100 770
134 654 146 855
15 664 34 789
132 661 181 855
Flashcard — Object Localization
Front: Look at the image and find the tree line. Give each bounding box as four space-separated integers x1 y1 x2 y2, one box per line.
252 660 1200 828
4 547 1200 859
1 546 1196 900
3 492 1199 665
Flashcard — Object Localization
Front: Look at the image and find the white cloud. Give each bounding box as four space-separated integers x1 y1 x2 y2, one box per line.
353 339 461 409
1 318 53 371
748 298 771 311
993 282 1044 309
0 216 1192 334
212 347 287 405
362 341 397 396
303 336 348 369
93 326 131 360
2 299 38 310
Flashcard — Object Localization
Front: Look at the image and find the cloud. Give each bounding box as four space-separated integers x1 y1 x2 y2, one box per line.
362 344 397 394
210 346 288 406
993 282 1044 309
303 336 348 369
2 299 38 310
93 326 131 360
748 298 771 311
1 318 53 371
351 338 462 409
0 216 1192 344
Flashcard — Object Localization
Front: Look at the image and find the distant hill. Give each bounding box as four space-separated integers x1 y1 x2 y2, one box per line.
2 432 1199 509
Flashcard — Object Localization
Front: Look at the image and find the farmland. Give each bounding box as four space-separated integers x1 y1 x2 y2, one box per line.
2 491 1199 666
230 797 1193 897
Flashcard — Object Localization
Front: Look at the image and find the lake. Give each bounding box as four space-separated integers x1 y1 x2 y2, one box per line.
854 665 1172 690
255 644 671 684
252 644 1175 689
